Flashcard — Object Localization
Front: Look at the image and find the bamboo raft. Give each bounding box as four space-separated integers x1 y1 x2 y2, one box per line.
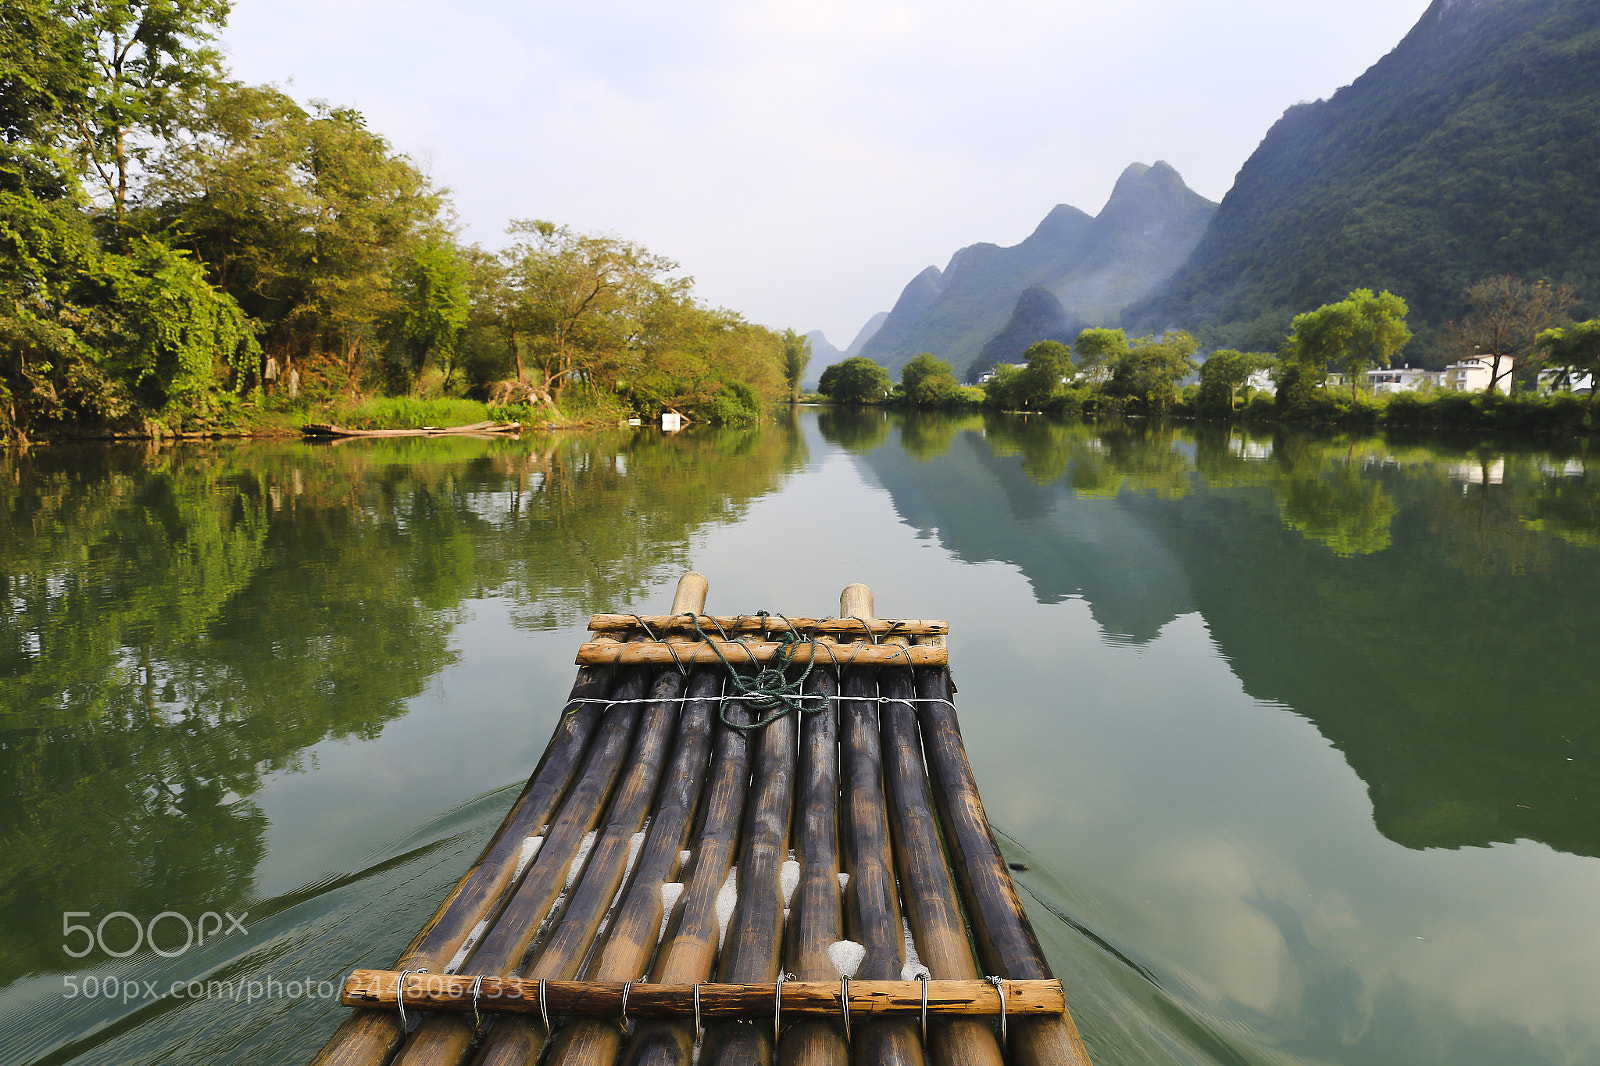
311 574 1093 1066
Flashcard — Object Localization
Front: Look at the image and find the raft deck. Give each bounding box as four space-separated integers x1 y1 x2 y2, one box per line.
311 574 1093 1066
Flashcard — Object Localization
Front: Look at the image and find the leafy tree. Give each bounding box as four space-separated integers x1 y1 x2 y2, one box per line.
0 0 93 198
1074 327 1127 384
817 355 890 404
500 219 684 405
85 233 257 410
1014 339 1071 408
144 86 448 389
781 328 809 401
387 237 469 393
900 351 959 406
1535 319 1600 405
1197 348 1276 413
1289 289 1411 399
1106 331 1198 413
980 363 1023 409
1445 276 1573 393
56 0 232 226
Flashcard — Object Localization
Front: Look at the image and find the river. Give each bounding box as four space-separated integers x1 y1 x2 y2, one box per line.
3 408 1598 1066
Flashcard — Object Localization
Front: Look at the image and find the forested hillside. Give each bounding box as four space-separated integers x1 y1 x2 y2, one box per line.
1127 0 1600 358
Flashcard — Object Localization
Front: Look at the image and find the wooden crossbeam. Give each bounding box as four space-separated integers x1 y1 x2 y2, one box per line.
586 614 949 636
342 972 1064 1018
575 641 947 667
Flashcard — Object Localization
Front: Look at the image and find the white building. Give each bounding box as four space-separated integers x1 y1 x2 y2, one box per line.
1440 356 1495 392
1365 365 1435 394
1536 367 1595 394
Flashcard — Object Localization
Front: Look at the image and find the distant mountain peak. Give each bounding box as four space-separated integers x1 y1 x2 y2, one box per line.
854 163 1215 375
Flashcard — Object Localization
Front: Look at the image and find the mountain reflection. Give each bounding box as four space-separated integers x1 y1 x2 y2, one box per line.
0 425 804 983
852 414 1600 859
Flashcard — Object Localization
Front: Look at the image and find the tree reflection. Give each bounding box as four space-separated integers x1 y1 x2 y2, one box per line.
0 425 804 983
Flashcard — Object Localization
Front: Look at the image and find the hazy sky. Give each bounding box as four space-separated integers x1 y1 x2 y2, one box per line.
221 0 1434 346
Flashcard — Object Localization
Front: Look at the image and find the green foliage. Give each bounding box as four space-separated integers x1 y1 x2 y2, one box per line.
781 328 809 401
325 396 489 430
87 234 257 411
1537 319 1600 398
386 237 469 393
818 355 891 405
1197 349 1276 413
900 351 960 406
1104 331 1198 414
1288 289 1411 399
702 379 765 426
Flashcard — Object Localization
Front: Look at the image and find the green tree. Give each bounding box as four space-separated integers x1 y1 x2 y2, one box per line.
1535 319 1600 406
57 0 232 226
817 355 890 404
1074 327 1128 384
1289 289 1411 399
387 237 469 393
1197 349 1275 413
1014 339 1071 408
900 351 959 406
1106 331 1198 413
1444 276 1573 394
500 219 684 405
144 86 448 390
781 328 809 401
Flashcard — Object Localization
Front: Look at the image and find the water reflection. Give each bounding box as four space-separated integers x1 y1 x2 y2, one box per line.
0 425 804 986
849 414 1600 861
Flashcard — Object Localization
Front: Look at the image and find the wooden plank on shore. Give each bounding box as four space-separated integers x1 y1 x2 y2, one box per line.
342 974 1066 1018
587 615 949 636
577 641 946 667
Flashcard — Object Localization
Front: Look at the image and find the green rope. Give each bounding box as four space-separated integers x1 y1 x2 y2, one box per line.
688 611 830 730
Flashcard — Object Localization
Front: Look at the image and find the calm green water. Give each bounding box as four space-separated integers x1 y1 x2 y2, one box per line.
3 411 1599 1066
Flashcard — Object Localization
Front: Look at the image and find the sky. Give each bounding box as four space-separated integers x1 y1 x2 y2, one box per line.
220 0 1435 348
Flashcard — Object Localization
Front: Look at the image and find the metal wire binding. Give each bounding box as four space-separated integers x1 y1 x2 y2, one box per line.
470 973 485 1032
619 981 632 1032
774 971 794 1044
840 975 851 1042
394 968 427 1031
920 974 930 1045
987 976 1007 1048
538 978 551 1034
693 982 702 1038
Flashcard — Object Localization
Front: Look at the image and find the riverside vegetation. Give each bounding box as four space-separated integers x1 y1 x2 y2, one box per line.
0 1 810 445
818 280 1600 435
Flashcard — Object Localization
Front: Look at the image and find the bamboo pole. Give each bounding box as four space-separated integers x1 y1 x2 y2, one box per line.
542 667 722 1066
780 665 847 1066
915 667 1094 1066
308 657 620 1066
343 975 1064 1018
389 664 656 1066
699 668 800 1066
577 642 945 668
587 616 948 636
624 690 757 1066
472 655 696 1066
836 584 924 1066
880 656 1004 1066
